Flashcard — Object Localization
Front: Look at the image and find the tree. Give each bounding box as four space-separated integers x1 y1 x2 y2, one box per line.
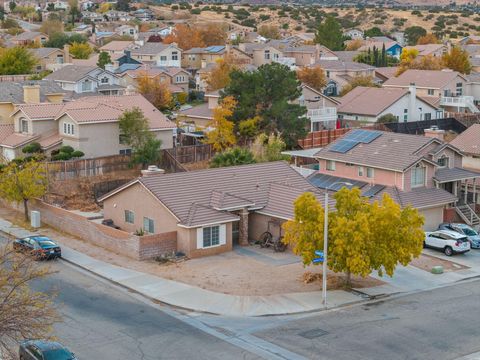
97 51 112 69
22 142 42 154
354 46 399 67
364 27 383 38
39 19 64 37
8 1 16 11
164 24 204 51
206 57 237 91
205 96 237 151
314 16 344 51
252 133 289 162
200 23 227 46
0 47 37 75
417 33 440 45
69 42 92 59
340 75 378 96
396 48 443 75
44 33 86 48
210 147 256 168
136 74 172 110
258 24 281 39
238 116 260 144
116 0 130 12
68 0 80 25
405 26 427 45
345 38 363 51
223 63 307 148
0 242 60 358
118 108 161 167
442 47 472 74
0 159 47 221
282 192 325 266
377 113 398 123
296 66 327 91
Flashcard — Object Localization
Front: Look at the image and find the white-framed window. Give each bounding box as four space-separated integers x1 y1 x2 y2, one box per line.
428 89 434 95
81 80 92 92
143 217 154 233
358 166 364 176
367 167 374 178
100 76 109 84
63 122 75 135
456 82 463 96
326 160 335 171
411 164 426 188
273 53 279 60
124 210 134 224
197 224 226 249
188 54 196 61
160 55 167 62
438 155 449 168
20 118 28 133
171 51 178 61
264 50 270 60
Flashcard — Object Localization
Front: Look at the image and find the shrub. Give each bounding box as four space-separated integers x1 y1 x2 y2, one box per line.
52 152 72 161
70 150 85 158
59 145 74 154
210 147 256 168
22 142 42 154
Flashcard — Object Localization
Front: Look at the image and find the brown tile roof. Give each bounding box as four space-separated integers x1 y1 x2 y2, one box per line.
383 69 464 89
179 103 213 120
0 124 14 142
38 132 62 149
1 133 39 148
12 31 47 41
405 44 445 57
182 203 239 227
17 103 65 120
99 41 134 52
314 129 436 172
337 86 408 116
376 186 457 209
450 124 480 156
375 66 398 80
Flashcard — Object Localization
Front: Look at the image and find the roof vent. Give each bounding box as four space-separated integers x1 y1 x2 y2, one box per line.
393 139 400 143
141 165 165 177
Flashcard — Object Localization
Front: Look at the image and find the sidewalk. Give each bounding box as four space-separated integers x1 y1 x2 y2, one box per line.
0 217 361 317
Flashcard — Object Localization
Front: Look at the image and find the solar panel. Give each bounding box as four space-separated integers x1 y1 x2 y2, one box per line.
362 185 386 198
329 139 358 153
345 129 382 144
308 173 368 191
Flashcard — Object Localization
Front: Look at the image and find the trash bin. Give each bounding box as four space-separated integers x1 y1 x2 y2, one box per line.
31 211 40 228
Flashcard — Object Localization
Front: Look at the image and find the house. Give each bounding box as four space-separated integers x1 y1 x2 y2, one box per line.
0 81 65 124
450 124 480 170
115 25 139 40
383 69 475 113
358 39 403 58
297 84 340 131
11 31 48 46
99 41 135 56
3 94 174 160
44 65 124 95
465 72 480 106
130 43 182 67
183 45 252 72
29 46 71 73
281 45 338 67
176 91 219 128
405 44 448 58
118 66 190 93
459 35 480 45
375 67 399 83
461 44 480 72
337 86 443 123
81 11 103 22
98 161 325 258
133 8 154 22
312 128 480 229
344 29 364 40
238 42 284 67
315 60 375 96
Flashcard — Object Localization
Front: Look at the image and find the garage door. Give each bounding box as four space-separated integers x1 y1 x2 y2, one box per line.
419 207 444 231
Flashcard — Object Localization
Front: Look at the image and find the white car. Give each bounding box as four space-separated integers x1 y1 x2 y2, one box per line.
424 230 471 256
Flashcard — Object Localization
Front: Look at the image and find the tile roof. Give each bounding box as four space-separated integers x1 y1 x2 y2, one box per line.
12 31 46 41
466 72 480 83
17 103 65 119
178 103 213 119
45 65 98 82
337 86 408 116
314 129 436 171
383 69 463 89
30 47 61 58
405 44 445 56
333 51 360 62
375 66 398 80
0 80 64 104
1 133 39 148
131 43 173 55
38 132 62 149
71 54 99 66
0 124 14 142
374 186 457 209
450 124 480 155
99 41 134 52
434 167 480 183
182 203 239 227
315 60 374 71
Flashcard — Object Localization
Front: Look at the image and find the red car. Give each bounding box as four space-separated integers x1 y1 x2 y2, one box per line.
13 236 62 260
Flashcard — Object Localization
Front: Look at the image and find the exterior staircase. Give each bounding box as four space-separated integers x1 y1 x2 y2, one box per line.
455 205 480 226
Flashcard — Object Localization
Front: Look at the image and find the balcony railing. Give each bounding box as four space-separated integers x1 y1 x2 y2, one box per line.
440 96 479 113
307 107 338 131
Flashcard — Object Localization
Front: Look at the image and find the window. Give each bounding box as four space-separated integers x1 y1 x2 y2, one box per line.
273 53 279 60
172 51 178 61
411 164 426 188
326 71 330 77
188 54 196 61
143 217 154 233
456 82 463 96
358 166 364 176
438 156 449 168
119 149 132 155
160 55 167 62
203 225 220 248
264 50 270 60
56 54 64 64
81 80 92 92
367 167 374 178
20 118 28 133
326 160 335 171
428 89 434 95
63 122 74 135
424 113 432 121
101 76 109 84
124 210 134 224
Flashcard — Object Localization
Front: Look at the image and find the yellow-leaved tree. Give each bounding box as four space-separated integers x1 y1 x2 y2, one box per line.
442 47 472 75
206 56 237 91
296 65 327 92
205 96 237 151
136 73 172 111
0 159 47 221
396 48 443 76
69 41 93 59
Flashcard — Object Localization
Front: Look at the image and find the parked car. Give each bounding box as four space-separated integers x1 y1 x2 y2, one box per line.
424 230 471 256
19 340 76 360
438 223 480 249
13 236 61 260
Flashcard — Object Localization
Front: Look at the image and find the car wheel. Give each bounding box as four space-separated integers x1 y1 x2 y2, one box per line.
444 246 453 256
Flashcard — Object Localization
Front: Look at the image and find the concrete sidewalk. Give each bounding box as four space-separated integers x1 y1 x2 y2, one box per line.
0 217 361 317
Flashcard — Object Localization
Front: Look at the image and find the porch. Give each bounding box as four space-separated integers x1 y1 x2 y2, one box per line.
440 96 480 114
434 167 480 226
307 107 338 131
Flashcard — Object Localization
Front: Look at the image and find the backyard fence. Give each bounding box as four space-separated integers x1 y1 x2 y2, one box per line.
166 144 214 163
298 128 350 149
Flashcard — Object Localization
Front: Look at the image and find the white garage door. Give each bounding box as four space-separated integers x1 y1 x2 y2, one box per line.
419 207 444 231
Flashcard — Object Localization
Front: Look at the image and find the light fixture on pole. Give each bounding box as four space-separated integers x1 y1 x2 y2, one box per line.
322 181 353 308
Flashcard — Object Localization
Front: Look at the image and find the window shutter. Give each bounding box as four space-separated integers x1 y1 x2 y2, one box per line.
196 228 203 249
219 224 226 245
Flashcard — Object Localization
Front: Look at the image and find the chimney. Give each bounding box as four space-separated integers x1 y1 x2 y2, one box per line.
141 165 165 177
201 59 207 69
408 82 416 122
63 44 71 63
23 84 41 104
424 126 445 141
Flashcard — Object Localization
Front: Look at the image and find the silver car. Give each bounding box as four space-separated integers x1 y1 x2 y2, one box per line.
438 223 480 249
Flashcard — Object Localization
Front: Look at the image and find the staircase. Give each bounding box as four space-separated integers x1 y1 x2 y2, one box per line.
465 97 480 114
455 205 480 226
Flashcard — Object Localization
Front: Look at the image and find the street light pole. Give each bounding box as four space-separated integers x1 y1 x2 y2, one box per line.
322 181 352 308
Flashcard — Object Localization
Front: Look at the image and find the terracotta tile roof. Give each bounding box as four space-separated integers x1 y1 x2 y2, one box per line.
99 41 134 52
179 103 213 119
17 103 65 119
1 133 38 148
131 43 173 55
38 132 62 149
0 124 14 142
383 69 464 89
337 86 408 116
314 129 436 172
450 124 480 156
375 66 398 80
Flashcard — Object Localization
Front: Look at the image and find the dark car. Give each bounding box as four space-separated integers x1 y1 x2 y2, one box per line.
19 340 76 360
13 236 61 260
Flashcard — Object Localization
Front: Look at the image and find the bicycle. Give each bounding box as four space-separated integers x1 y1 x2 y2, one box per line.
258 220 287 252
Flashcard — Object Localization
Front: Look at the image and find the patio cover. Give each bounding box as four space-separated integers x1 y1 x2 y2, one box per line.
434 167 480 184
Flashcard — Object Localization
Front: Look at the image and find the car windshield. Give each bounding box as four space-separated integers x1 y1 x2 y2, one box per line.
43 349 74 360
458 237 469 242
38 240 57 247
461 228 478 236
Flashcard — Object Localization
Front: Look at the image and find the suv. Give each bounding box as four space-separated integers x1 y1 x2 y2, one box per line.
19 340 76 360
438 223 480 249
424 230 471 256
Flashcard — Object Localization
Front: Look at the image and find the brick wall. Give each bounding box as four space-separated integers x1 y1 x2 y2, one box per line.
1 199 177 260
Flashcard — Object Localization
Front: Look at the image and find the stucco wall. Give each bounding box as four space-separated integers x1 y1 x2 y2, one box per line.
249 213 285 242
462 156 480 171
177 223 233 258
0 103 15 124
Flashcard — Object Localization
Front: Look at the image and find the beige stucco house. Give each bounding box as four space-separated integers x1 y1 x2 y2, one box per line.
30 46 71 73
130 43 182 67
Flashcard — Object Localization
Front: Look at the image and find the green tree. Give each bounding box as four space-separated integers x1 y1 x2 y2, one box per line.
0 47 37 75
405 26 427 45
97 51 112 69
364 26 383 37
44 33 86 48
314 16 344 51
69 42 92 59
210 147 256 168
0 159 47 221
118 108 161 167
8 1 16 11
68 0 80 25
223 63 307 148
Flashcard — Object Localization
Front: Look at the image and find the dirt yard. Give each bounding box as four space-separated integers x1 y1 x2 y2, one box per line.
0 206 383 296
410 253 469 272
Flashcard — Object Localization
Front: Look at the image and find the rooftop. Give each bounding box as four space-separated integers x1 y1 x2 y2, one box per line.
450 124 480 156
0 80 64 104
44 65 98 82
383 69 463 89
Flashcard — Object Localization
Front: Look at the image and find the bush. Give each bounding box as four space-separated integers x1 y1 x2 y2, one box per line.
52 152 72 161
70 150 84 158
59 145 74 154
210 147 256 168
22 142 42 154
176 92 188 104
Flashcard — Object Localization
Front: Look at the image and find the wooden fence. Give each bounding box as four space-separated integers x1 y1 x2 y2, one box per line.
166 144 214 164
298 128 350 149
